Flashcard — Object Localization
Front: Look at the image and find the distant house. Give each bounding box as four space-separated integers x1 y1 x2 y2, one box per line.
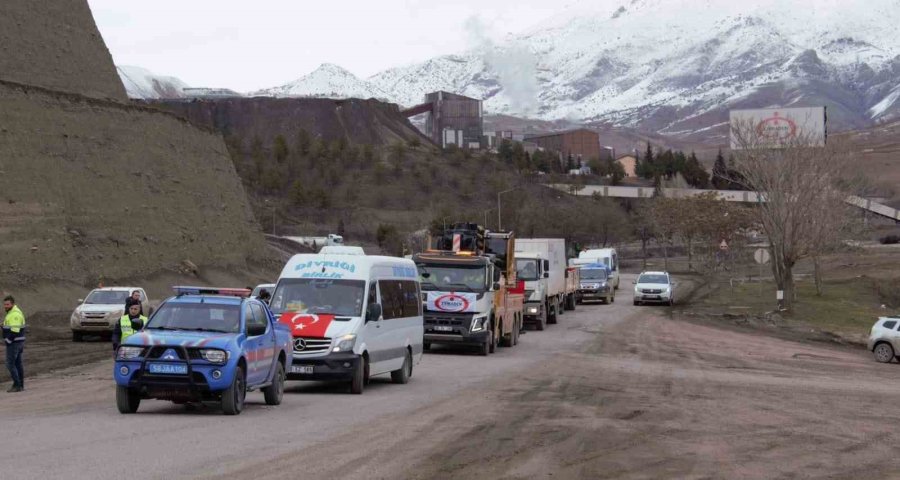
616 154 637 177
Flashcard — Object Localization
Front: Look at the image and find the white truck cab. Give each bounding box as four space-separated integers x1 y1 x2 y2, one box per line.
573 248 619 290
269 251 423 394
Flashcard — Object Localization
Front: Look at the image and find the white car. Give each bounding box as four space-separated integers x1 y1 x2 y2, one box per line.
868 316 900 363
71 287 150 341
633 271 675 306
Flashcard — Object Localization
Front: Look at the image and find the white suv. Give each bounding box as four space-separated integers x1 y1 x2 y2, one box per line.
633 271 675 306
868 316 900 363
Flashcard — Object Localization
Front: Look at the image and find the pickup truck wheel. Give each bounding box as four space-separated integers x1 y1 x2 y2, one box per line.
350 356 368 394
116 386 140 414
221 366 246 415
72 331 83 342
391 350 412 384
263 361 285 406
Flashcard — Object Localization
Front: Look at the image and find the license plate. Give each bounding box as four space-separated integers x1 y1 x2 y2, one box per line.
646 295 661 300
434 325 453 332
148 363 188 375
291 365 314 374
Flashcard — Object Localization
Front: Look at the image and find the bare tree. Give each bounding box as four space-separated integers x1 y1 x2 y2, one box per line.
730 121 862 311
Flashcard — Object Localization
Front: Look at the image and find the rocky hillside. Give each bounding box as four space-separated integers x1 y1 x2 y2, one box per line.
0 1 127 101
153 97 430 147
0 0 265 287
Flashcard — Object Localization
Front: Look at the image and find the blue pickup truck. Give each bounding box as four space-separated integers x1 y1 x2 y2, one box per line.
114 286 293 415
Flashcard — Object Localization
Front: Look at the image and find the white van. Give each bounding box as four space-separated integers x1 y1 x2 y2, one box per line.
573 248 620 289
268 252 423 394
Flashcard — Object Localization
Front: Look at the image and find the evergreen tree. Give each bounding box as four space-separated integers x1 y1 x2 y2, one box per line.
684 151 709 188
273 135 289 164
641 143 655 179
712 149 729 189
498 140 514 164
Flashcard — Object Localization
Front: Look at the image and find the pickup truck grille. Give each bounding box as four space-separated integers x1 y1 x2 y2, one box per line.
146 346 188 360
293 337 331 355
83 313 109 319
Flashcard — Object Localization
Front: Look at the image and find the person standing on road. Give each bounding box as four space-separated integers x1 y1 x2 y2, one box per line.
124 290 143 316
113 303 146 356
3 295 26 393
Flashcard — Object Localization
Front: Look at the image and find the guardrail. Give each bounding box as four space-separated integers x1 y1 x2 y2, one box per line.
549 184 900 221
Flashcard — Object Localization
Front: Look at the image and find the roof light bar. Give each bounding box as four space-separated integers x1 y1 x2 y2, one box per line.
172 286 251 298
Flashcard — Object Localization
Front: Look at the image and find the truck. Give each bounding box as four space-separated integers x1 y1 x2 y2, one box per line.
114 286 293 415
574 248 620 290
515 239 578 330
413 223 524 356
71 286 152 342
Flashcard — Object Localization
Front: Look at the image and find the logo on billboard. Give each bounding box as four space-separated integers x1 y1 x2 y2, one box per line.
433 294 470 312
755 112 797 142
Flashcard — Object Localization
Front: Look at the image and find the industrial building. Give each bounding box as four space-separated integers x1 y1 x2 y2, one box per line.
402 91 483 149
525 128 601 162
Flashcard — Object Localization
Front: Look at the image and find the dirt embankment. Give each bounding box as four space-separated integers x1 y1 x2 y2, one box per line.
153 97 432 147
0 1 127 101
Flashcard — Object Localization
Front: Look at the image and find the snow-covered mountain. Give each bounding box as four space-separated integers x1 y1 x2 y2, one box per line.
117 65 188 99
250 63 389 100
254 0 900 140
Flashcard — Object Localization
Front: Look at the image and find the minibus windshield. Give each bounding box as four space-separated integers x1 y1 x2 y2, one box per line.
269 279 366 317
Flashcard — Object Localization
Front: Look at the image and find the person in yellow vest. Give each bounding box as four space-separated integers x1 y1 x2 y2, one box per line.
113 303 147 356
3 295 26 393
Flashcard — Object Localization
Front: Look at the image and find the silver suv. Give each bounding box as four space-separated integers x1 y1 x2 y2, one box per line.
70 287 150 341
633 271 676 306
868 316 900 363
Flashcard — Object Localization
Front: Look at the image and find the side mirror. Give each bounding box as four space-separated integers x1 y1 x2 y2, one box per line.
77 298 84 304
366 303 382 322
543 272 549 278
247 324 267 337
632 280 637 284
493 282 501 291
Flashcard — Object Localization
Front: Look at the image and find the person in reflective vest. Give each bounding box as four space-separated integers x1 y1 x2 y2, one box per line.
113 303 146 355
3 295 26 393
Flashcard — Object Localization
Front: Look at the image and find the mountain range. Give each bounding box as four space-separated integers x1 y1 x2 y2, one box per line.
119 0 900 142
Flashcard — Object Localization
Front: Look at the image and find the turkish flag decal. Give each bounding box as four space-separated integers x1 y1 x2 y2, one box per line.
278 313 336 338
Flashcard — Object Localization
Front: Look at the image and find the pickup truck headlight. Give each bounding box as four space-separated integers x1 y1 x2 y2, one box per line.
199 349 228 364
470 315 488 332
117 346 145 361
525 306 539 315
332 334 357 353
108 309 124 319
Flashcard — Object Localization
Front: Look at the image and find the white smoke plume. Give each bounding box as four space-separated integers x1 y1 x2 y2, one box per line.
464 16 539 116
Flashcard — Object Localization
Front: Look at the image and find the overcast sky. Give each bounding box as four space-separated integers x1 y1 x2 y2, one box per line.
87 0 566 92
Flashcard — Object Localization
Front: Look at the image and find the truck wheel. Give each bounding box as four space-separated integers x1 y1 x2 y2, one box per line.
350 356 368 394
480 330 493 356
548 299 559 324
500 318 514 347
512 317 520 346
489 323 498 353
536 309 546 331
221 366 246 415
391 349 412 384
262 361 285 406
116 386 140 414
567 293 576 311
72 331 83 342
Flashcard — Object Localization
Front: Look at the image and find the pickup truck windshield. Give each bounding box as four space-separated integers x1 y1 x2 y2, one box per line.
515 259 540 281
417 265 486 292
85 290 130 305
269 279 365 316
146 303 241 333
581 269 608 280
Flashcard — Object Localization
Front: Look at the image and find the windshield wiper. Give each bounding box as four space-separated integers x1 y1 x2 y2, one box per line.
420 281 437 290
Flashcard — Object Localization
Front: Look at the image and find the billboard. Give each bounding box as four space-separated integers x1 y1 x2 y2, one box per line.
729 107 826 150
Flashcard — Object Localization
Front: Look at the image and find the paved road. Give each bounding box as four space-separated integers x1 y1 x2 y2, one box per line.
6 276 900 479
